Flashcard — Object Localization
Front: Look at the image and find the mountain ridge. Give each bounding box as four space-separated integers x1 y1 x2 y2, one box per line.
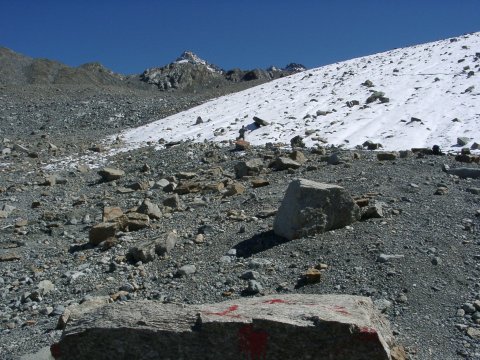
0 46 305 91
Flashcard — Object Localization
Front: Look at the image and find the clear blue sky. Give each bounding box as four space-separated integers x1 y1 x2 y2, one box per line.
1 0 479 75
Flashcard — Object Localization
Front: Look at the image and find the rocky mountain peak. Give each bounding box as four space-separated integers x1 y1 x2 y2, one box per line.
283 62 307 72
175 51 207 65
267 64 307 73
173 51 223 73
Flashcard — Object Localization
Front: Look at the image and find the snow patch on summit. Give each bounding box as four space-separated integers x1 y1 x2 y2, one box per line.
174 51 222 73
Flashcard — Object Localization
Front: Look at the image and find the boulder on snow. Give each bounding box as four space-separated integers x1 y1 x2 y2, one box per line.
362 140 383 150
316 110 330 116
54 294 401 360
290 135 305 148
252 116 270 127
273 179 360 240
457 137 470 146
362 80 375 87
366 91 386 104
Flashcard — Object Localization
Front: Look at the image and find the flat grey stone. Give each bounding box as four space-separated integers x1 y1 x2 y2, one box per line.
55 294 397 360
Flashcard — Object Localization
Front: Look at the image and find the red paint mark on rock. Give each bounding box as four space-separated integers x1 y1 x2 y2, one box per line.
204 305 242 318
238 324 268 360
360 326 377 334
331 305 351 316
50 343 61 359
262 299 293 305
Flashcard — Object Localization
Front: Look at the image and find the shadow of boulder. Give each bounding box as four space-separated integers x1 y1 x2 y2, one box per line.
233 230 289 258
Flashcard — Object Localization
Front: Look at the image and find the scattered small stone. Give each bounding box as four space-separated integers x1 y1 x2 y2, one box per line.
269 157 301 171
176 265 196 277
51 304 66 316
463 303 476 314
163 194 182 209
111 291 129 302
240 271 260 280
327 153 342 165
377 152 397 161
434 187 448 195
98 167 125 182
251 178 269 188
457 137 470 146
223 183 245 197
120 283 136 293
374 299 393 313
256 208 277 218
89 222 117 245
40 306 54 316
0 253 21 262
137 199 162 219
234 159 264 178
304 268 322 284
467 187 480 195
467 327 480 340
361 202 385 220
103 207 123 222
37 280 54 295
289 150 307 164
194 234 205 244
377 254 404 263
244 280 263 295
235 140 251 151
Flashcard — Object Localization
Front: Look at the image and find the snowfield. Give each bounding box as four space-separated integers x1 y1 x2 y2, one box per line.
116 32 480 153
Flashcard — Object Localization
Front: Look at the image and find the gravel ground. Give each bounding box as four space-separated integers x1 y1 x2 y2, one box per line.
1 86 480 360
0 80 269 148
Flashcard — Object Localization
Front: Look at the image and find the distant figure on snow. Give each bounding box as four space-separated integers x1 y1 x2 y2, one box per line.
237 125 246 140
